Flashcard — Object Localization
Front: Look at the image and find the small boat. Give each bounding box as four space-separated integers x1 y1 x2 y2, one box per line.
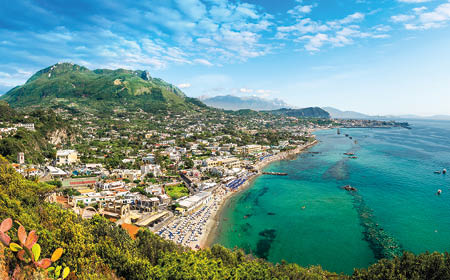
344 152 355 156
437 189 442 195
301 206 306 210
349 137 353 139
342 185 358 192
349 156 358 159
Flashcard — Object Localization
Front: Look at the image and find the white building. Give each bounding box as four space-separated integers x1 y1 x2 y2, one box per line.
177 191 212 213
56 150 78 165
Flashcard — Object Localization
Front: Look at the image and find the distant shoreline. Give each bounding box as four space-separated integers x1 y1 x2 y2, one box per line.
201 139 320 248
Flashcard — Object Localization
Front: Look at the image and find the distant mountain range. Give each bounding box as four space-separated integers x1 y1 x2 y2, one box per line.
323 107 450 121
322 107 371 119
201 95 290 111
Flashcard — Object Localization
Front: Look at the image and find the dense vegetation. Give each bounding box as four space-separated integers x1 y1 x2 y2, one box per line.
0 63 205 115
268 107 331 119
1 156 450 279
0 102 71 163
164 184 189 200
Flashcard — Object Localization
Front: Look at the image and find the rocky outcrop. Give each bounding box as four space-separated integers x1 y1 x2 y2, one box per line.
48 129 69 145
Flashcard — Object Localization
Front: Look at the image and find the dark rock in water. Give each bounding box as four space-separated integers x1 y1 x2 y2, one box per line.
255 238 272 259
267 212 276 216
259 229 277 239
346 191 403 259
240 223 252 233
322 159 349 181
255 229 277 259
254 186 269 206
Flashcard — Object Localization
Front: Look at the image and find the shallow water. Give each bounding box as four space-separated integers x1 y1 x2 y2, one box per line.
213 119 450 274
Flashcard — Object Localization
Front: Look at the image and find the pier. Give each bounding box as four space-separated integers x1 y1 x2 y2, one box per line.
262 172 288 176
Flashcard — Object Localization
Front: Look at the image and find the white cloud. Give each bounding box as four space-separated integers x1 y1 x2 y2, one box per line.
0 69 32 87
419 3 450 23
240 87 254 93
177 83 191 89
396 2 450 30
391 14 416 22
280 11 387 52
288 4 316 16
194 58 213 66
397 0 431 3
337 12 365 25
413 6 428 13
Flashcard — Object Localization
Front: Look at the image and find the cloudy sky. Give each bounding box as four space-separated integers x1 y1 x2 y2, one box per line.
1 0 450 115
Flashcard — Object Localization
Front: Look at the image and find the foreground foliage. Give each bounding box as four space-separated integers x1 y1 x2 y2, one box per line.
1 155 450 279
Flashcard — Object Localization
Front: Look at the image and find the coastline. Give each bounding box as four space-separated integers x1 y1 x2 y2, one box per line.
200 139 320 249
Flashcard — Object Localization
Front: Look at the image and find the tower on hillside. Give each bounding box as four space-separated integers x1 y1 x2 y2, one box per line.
18 152 25 164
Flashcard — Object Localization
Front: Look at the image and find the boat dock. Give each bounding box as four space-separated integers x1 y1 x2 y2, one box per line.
262 172 288 176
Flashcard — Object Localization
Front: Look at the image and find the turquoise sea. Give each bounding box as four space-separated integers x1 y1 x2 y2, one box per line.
213 119 450 274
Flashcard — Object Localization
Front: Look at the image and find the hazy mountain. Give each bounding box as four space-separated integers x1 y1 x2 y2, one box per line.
201 95 291 111
0 62 206 114
322 107 370 119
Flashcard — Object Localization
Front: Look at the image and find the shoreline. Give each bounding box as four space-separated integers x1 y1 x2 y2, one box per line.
200 139 320 248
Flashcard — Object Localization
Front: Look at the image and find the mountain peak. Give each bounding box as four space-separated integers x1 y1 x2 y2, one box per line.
27 62 90 83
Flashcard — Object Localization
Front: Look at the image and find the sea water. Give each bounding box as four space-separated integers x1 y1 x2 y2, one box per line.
213 119 450 274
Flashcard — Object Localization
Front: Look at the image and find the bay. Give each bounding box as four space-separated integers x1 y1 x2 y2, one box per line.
213 119 450 274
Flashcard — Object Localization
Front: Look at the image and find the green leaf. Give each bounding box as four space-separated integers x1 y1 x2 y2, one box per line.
9 242 22 252
62 267 70 279
55 265 62 278
47 267 55 272
32 243 41 262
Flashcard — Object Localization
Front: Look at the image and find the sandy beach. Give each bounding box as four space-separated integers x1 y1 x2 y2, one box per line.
200 139 319 248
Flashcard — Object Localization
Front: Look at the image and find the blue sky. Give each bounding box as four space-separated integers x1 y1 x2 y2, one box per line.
1 0 449 115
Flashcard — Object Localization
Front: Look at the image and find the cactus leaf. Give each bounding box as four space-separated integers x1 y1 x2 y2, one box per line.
0 218 12 232
32 243 41 261
25 230 38 249
62 267 70 279
51 248 64 262
17 225 27 245
36 258 52 269
0 231 11 246
55 265 62 277
10 242 22 252
17 249 27 262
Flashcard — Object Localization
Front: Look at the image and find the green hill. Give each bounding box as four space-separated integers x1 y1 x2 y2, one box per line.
268 107 331 118
1 63 205 114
